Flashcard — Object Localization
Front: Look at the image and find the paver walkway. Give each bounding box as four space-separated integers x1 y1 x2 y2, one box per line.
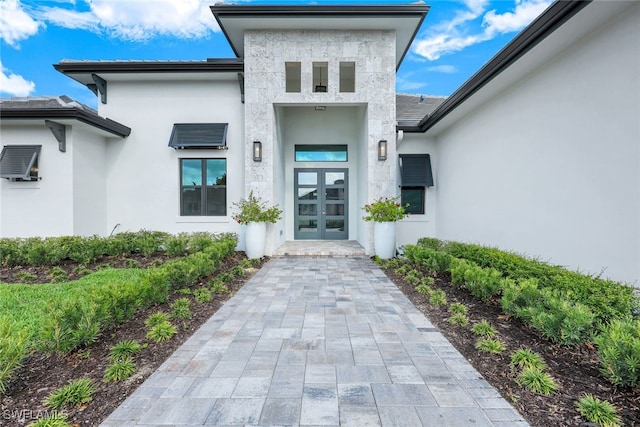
101 257 529 426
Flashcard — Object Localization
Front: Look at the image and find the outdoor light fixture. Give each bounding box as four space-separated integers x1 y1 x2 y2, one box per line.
253 141 262 162
378 139 387 161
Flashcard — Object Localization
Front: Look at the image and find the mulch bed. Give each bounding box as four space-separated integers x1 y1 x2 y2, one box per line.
384 267 640 427
0 255 638 426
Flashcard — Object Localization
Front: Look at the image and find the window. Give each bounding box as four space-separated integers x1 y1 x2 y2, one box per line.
399 154 433 215
339 62 355 92
169 124 228 149
180 159 226 216
285 62 301 93
313 62 328 93
0 145 41 181
295 145 347 162
401 187 425 215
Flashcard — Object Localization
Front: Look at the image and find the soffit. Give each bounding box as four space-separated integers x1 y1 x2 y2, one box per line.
211 5 430 69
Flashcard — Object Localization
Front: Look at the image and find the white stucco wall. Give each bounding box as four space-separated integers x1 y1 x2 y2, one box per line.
0 125 74 237
97 78 245 237
396 132 437 246
433 2 640 284
72 127 108 236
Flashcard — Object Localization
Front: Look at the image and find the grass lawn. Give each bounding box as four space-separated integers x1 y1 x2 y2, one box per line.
0 269 147 345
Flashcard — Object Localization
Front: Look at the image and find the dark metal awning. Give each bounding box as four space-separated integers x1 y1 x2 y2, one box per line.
0 145 41 181
168 123 228 149
399 154 433 187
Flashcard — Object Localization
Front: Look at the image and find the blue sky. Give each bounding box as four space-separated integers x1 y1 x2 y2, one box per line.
0 0 553 108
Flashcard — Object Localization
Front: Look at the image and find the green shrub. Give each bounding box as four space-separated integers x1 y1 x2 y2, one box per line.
27 413 70 427
416 237 445 251
38 299 102 353
0 317 28 393
475 338 505 353
510 348 547 371
71 265 93 277
15 271 38 282
146 321 176 342
104 358 136 382
124 258 141 268
48 267 68 283
164 233 189 256
194 288 212 303
404 245 452 273
144 311 170 329
44 378 95 409
576 394 621 427
231 265 245 277
448 313 468 326
171 298 191 319
429 290 447 307
415 284 431 296
208 279 229 294
595 318 640 387
448 303 467 316
109 340 142 362
450 259 502 301
517 368 558 395
218 272 234 283
471 320 497 338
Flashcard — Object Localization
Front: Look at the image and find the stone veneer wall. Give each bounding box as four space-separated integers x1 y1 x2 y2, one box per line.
244 29 397 253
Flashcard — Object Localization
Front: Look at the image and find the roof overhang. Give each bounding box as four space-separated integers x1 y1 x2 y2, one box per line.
0 108 131 138
53 59 244 87
401 0 621 134
210 5 430 69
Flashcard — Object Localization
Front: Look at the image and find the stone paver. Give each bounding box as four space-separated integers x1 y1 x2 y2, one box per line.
100 257 528 426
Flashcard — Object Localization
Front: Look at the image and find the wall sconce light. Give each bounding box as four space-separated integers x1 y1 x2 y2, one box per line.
253 141 262 162
378 140 387 161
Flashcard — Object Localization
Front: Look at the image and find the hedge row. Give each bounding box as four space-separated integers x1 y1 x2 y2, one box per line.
0 230 233 267
0 232 237 394
403 238 640 387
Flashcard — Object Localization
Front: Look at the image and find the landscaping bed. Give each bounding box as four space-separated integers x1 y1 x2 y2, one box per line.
0 250 264 427
386 267 640 426
1 233 638 426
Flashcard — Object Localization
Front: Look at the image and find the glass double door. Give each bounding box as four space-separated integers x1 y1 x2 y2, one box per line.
294 168 348 240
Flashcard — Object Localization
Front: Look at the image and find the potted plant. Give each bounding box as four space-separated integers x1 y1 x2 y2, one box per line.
232 191 282 259
362 197 408 259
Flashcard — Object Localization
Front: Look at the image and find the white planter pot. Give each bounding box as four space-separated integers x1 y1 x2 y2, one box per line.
374 221 396 259
245 222 267 259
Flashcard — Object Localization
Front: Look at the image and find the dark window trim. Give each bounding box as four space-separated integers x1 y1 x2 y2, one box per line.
179 158 227 216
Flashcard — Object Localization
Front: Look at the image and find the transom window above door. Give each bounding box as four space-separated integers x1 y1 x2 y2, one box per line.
295 145 347 162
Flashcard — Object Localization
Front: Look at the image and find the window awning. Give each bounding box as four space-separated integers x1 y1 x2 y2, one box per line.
399 154 434 187
168 123 228 149
0 145 41 181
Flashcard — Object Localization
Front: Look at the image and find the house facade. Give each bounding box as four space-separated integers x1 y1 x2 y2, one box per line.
1 1 638 285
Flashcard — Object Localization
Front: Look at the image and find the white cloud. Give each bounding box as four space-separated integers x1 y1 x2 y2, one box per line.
426 65 458 74
413 0 552 61
0 61 35 96
37 0 220 41
0 0 41 47
483 0 551 35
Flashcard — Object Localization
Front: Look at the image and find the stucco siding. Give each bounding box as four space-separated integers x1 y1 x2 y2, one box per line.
0 125 74 237
72 127 108 236
434 3 640 284
99 79 245 236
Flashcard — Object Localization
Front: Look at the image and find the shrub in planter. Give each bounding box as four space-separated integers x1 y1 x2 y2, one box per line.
595 318 640 387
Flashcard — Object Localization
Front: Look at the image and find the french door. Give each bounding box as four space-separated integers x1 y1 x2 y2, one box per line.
294 168 348 240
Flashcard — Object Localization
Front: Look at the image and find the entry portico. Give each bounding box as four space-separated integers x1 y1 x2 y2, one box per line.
212 5 429 255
